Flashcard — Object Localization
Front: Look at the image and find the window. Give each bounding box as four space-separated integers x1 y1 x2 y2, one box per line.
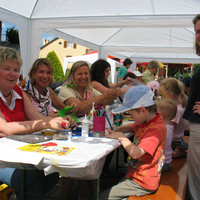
64 41 67 48
67 42 73 48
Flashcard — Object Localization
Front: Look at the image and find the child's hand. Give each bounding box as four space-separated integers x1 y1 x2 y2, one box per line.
105 129 126 139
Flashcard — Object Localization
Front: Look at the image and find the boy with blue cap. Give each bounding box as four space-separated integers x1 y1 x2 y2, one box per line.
100 85 166 199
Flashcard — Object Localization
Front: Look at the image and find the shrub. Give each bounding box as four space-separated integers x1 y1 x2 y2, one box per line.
46 51 65 82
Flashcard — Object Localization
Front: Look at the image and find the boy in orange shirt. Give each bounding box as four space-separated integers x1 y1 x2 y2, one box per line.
100 85 166 199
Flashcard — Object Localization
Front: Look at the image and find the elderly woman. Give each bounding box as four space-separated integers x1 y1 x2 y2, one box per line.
0 47 73 200
58 60 118 117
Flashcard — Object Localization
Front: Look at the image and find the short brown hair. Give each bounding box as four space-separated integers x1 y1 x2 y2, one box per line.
193 14 200 55
147 60 160 70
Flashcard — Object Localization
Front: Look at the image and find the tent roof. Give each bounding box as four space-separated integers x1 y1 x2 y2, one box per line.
0 0 199 78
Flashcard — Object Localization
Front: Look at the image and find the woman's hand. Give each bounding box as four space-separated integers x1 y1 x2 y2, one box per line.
64 116 77 127
48 111 59 118
103 88 118 98
115 87 122 97
193 101 200 115
69 103 78 113
45 117 70 131
124 77 132 85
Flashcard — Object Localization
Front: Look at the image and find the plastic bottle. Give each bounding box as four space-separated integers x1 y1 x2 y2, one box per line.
90 102 95 122
81 114 89 138
112 100 118 109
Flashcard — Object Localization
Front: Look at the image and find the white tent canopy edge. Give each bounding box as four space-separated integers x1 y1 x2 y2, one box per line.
0 0 200 79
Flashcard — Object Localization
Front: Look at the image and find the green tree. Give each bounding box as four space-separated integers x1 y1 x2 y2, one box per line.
193 64 200 73
6 27 19 44
46 51 65 82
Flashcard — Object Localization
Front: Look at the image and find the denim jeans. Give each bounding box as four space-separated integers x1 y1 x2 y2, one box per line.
0 167 59 200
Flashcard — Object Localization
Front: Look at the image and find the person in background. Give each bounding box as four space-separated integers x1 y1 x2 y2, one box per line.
183 13 200 200
90 59 133 106
24 58 76 118
116 58 133 83
0 47 73 200
146 80 160 97
132 70 143 82
157 98 177 172
58 61 117 117
90 59 132 95
182 76 191 96
159 78 188 158
142 60 160 85
116 71 139 104
100 85 166 199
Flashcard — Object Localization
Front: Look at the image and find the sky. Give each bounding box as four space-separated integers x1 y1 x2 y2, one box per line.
1 21 56 46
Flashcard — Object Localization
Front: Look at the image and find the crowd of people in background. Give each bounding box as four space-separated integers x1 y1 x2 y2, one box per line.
1 13 200 200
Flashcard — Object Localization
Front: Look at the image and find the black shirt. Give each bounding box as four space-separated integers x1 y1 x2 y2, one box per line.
183 67 200 123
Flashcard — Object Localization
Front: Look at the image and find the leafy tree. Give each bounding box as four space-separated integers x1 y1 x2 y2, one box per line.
6 27 19 44
193 64 200 73
46 51 65 82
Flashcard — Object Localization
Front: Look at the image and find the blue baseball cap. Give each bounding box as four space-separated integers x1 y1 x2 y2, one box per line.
112 85 156 114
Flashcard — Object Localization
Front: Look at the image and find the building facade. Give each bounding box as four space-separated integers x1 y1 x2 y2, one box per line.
39 38 92 66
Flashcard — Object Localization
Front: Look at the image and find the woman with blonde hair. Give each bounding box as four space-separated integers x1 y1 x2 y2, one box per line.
58 60 118 117
24 58 76 118
0 47 73 200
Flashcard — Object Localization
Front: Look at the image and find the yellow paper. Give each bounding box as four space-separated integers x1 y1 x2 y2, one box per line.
17 143 74 156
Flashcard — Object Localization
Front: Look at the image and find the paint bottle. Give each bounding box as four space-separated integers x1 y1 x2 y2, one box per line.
81 114 89 138
90 102 95 122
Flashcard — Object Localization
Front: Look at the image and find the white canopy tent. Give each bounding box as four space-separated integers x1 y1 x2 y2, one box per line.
63 53 123 83
0 0 200 79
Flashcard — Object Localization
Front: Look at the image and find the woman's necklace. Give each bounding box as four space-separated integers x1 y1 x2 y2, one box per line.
3 92 11 97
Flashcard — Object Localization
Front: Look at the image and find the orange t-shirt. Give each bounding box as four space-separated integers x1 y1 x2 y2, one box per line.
126 114 166 190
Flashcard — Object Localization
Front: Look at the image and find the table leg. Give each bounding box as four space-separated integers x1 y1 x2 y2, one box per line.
93 178 99 200
116 148 119 170
20 169 26 200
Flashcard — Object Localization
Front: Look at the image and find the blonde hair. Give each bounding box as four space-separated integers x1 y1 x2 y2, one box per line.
0 47 23 68
159 78 188 107
28 58 54 86
156 98 177 120
63 60 91 89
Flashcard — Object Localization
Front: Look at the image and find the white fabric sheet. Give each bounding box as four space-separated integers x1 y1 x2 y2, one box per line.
0 135 130 180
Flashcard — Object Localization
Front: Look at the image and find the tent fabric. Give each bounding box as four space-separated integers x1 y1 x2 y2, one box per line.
0 0 200 79
63 53 123 83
